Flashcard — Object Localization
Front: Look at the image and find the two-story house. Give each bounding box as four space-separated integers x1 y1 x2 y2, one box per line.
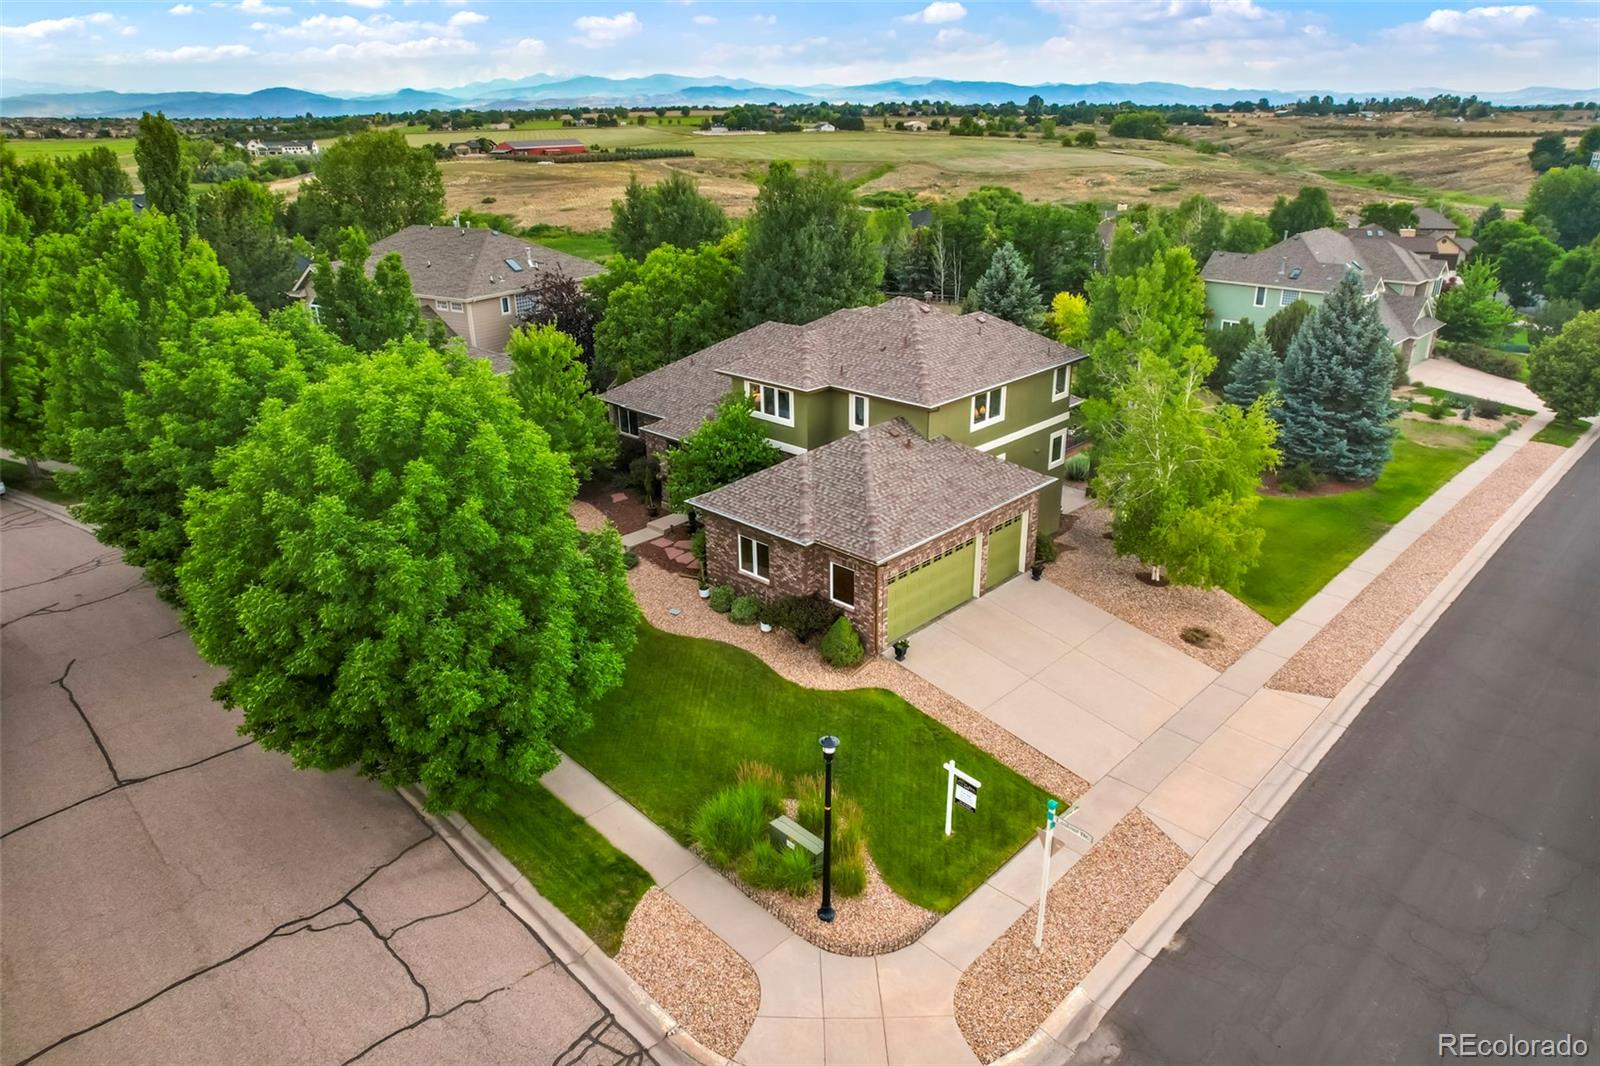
599 297 1089 653
1201 227 1448 370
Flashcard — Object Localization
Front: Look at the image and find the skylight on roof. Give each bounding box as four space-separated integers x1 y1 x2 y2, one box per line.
1289 267 1301 280
504 258 524 272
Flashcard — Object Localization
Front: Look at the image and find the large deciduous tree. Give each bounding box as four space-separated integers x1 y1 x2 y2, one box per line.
1525 166 1600 249
1527 309 1600 422
178 344 638 812
63 145 133 204
1048 290 1089 346
968 241 1043 330
1082 228 1210 408
196 178 301 313
1161 194 1228 268
1435 258 1517 342
591 237 741 385
522 268 597 359
1274 270 1398 481
664 393 783 512
1358 201 1420 232
311 226 431 352
294 130 444 244
1266 186 1337 239
1 144 92 235
134 111 194 239
505 324 616 480
610 170 729 260
0 195 51 478
739 162 882 326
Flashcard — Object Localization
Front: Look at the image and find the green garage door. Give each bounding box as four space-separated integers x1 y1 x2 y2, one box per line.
985 515 1024 590
886 539 976 642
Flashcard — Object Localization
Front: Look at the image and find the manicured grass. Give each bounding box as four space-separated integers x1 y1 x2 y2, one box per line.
528 226 617 262
3 136 136 164
0 459 78 505
562 624 1053 914
465 781 653 955
1240 421 1497 624
1531 418 1591 447
1409 385 1536 416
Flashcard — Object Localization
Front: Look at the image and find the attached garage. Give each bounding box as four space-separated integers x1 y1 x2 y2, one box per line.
984 513 1026 591
886 539 976 643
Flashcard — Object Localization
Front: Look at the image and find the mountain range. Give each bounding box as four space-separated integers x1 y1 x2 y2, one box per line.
2 74 1595 119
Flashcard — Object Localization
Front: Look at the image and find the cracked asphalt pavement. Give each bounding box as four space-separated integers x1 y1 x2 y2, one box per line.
1074 445 1600 1064
1 497 653 1066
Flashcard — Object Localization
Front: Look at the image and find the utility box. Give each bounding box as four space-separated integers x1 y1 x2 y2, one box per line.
767 816 823 869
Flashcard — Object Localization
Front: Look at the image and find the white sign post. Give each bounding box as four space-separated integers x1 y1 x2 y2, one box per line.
942 760 982 836
1034 799 1059 949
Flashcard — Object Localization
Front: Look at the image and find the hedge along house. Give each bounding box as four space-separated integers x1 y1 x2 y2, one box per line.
689 420 1054 655
1201 227 1447 370
599 297 1089 533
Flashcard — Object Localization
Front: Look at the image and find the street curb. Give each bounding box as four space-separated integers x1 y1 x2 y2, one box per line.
395 787 728 1066
992 420 1598 1066
3 489 94 534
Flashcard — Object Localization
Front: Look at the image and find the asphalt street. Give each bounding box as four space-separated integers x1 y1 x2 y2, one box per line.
1074 443 1600 1065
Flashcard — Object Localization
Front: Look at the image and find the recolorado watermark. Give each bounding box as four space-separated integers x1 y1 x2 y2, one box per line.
1439 1033 1588 1058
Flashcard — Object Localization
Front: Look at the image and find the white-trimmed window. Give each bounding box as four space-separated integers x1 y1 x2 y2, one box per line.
829 562 856 609
1051 365 1071 401
1048 428 1069 469
738 534 770 581
614 406 640 437
747 382 794 426
970 386 1006 429
434 299 448 310
500 295 512 315
1219 318 1239 328
848 393 869 431
449 300 464 312
1279 288 1298 306
1253 286 1267 307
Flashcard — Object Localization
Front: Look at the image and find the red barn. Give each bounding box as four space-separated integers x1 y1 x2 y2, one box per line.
490 138 587 157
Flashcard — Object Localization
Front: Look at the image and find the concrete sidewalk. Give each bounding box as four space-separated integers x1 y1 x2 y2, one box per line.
1410 356 1544 412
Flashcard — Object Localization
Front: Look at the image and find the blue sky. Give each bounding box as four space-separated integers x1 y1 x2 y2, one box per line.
2 1 1597 97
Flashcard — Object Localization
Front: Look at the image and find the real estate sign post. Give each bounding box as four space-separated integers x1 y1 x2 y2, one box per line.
943 760 982 836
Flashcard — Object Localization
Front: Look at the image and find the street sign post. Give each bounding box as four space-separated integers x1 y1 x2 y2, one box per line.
942 760 982 836
1034 799 1058 948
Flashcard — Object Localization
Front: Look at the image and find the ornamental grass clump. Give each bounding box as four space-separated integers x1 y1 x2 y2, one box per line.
691 780 773 869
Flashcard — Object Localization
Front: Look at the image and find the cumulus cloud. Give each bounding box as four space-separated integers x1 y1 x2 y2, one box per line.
573 11 642 46
1420 5 1541 36
111 43 256 62
237 0 289 13
0 12 114 39
168 4 196 13
902 2 966 24
692 13 717 25
343 0 387 7
750 13 778 26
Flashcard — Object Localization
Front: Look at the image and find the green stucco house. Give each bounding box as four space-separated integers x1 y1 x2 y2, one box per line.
1201 227 1448 369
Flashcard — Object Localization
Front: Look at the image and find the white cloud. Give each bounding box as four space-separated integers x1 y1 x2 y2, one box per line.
692 14 717 25
267 11 484 41
344 0 387 7
300 36 476 61
1420 5 1541 36
0 12 114 39
902 2 966 25
572 11 641 47
168 4 196 13
110 43 256 63
237 0 289 13
446 10 487 30
512 36 546 57
934 26 983 45
751 13 777 25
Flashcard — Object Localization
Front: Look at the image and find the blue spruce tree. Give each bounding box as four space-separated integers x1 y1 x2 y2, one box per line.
1274 270 1398 480
970 241 1043 330
1223 335 1278 408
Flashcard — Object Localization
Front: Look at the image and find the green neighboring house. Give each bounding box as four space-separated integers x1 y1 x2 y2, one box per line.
1201 226 1448 369
600 297 1089 652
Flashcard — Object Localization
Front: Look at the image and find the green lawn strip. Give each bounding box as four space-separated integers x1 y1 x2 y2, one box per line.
1240 423 1496 624
1530 418 1591 447
561 624 1051 914
1408 385 1535 416
526 226 617 262
464 781 653 956
1312 168 1509 208
0 459 78 506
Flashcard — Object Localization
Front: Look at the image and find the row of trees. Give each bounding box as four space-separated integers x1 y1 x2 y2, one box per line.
1466 166 1600 309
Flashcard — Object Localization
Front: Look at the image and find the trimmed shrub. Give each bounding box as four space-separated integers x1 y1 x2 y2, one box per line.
1061 452 1092 481
1277 460 1324 493
831 856 868 897
622 549 640 570
1450 343 1525 379
764 594 840 643
691 782 770 869
1427 399 1452 419
1035 531 1059 564
729 594 760 625
1476 399 1504 420
708 585 735 613
820 616 865 667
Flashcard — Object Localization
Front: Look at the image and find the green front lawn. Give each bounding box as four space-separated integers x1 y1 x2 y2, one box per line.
561 624 1052 914
526 225 617 262
465 781 653 955
1240 422 1496 624
1531 418 1592 447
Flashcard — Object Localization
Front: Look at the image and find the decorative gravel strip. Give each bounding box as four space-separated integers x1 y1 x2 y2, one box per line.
569 500 608 533
953 811 1188 1063
1045 505 1272 672
744 843 937 957
1271 440 1564 697
627 563 1088 804
615 887 759 1060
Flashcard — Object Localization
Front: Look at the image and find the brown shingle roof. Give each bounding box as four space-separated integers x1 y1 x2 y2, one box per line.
713 297 1085 407
687 419 1053 564
1379 289 1442 341
597 326 795 441
367 224 601 301
1412 206 1456 233
1202 228 1442 292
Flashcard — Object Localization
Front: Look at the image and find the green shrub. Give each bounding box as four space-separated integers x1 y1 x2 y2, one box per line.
764 594 840 643
1061 452 1091 481
1476 399 1504 420
709 585 735 613
1195 140 1221 155
819 616 865 667
735 761 786 817
622 549 640 570
743 839 814 895
690 528 705 561
1035 531 1059 564
690 782 771 868
1450 343 1525 379
730 594 760 625
1427 399 1452 419
831 856 868 897
1277 460 1324 493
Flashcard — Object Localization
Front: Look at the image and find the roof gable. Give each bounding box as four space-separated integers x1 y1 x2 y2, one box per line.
366 224 601 300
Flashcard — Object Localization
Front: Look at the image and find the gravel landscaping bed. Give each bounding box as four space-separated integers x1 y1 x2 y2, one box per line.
954 810 1188 1063
569 500 608 533
1045 505 1273 672
1271 440 1564 697
615 887 758 1060
627 563 1088 805
747 846 937 956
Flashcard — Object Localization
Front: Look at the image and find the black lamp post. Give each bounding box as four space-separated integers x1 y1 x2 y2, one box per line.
817 734 840 923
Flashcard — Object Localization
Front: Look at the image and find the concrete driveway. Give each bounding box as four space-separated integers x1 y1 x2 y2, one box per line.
1411 356 1544 411
0 497 649 1066
897 578 1218 784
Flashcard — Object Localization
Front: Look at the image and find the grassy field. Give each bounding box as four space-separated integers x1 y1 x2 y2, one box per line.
1241 420 1498 623
465 781 653 955
1531 418 1591 447
561 624 1052 914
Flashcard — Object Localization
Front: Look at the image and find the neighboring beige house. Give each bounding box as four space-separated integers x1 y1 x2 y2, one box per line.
289 223 602 367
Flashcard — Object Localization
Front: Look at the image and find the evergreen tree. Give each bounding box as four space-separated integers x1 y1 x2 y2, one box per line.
1264 299 1313 358
505 324 617 480
969 241 1043 329
1224 335 1278 408
610 170 729 260
310 227 431 352
1274 270 1398 481
134 111 194 239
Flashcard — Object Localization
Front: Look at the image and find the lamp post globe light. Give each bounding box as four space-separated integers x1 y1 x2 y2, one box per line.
817 735 840 923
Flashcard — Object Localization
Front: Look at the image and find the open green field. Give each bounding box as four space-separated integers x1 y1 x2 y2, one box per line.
1240 420 1498 624
3 136 136 163
561 624 1052 914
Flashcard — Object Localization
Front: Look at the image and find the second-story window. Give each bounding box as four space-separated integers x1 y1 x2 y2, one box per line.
748 383 794 425
1254 286 1268 307
1052 365 1071 400
849 393 869 431
971 386 1006 429
1280 289 1298 306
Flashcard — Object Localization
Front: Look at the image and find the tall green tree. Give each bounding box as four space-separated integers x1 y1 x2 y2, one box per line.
739 162 883 326
1091 354 1278 588
66 309 354 600
1082 229 1209 405
0 145 91 235
1267 186 1338 239
63 145 133 203
1358 201 1420 231
968 241 1043 329
1545 240 1600 309
1436 258 1517 342
293 130 444 244
505 324 616 480
1525 165 1600 248
1223 335 1278 408
1204 318 1258 389
610 170 729 260
1275 270 1398 481
591 237 742 384
1527 309 1600 422
134 111 194 239
1263 299 1314 358
1528 133 1570 173
0 195 51 478
1048 290 1089 347
1221 212 1274 253
196 179 301 313
178 344 638 812
1161 194 1228 267
664 393 783 512
310 227 429 352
